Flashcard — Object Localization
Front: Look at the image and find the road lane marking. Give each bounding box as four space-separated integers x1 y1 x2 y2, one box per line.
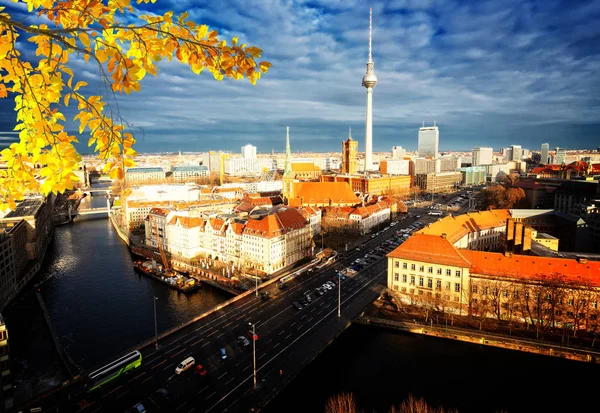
217 372 228 380
278 330 285 335
206 392 216 400
301 314 307 319
216 332 225 338
285 333 292 339
273 342 280 348
198 385 210 394
151 360 166 370
162 363 174 371
128 371 146 382
265 338 273 345
225 377 236 386
222 321 233 328
175 402 188 411
116 390 129 399
207 330 218 337
290 322 296 327
171 348 187 358
243 365 250 371
141 375 153 384
201 341 210 347
164 345 181 355
183 335 199 345
259 353 266 360
191 338 204 346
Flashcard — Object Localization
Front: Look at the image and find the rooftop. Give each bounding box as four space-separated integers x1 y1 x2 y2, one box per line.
126 167 164 173
172 166 208 172
418 209 511 244
2 197 44 219
387 234 471 268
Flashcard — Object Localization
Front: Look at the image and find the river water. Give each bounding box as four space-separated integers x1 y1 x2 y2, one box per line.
5 185 599 411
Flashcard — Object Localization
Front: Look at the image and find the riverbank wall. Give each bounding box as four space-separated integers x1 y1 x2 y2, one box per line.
355 316 600 364
109 212 130 246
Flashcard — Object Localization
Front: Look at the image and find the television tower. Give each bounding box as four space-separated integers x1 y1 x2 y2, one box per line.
362 7 377 172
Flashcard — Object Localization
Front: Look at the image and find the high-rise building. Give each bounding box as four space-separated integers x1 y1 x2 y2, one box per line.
362 8 377 171
472 147 493 166
555 147 566 164
241 144 257 159
417 122 439 158
342 128 358 175
541 143 549 164
392 146 406 159
511 145 522 161
0 314 13 411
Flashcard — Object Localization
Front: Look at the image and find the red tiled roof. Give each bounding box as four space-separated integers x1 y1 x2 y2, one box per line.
291 182 360 206
149 207 170 216
209 218 225 231
387 234 472 268
243 208 307 238
168 216 204 228
418 209 511 244
461 250 600 286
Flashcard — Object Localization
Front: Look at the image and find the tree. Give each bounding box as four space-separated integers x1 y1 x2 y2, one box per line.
324 392 360 413
476 185 525 210
388 394 458 413
0 0 270 210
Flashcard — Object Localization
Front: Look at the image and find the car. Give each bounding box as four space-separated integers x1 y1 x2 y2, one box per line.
339 274 346 281
132 403 146 413
299 297 309 306
370 234 376 238
220 347 227 360
304 293 312 303
155 388 170 402
175 356 195 374
237 336 250 347
195 364 207 376
355 247 361 251
248 330 259 341
278 282 287 290
326 281 336 288
322 283 332 291
315 287 324 296
293 301 303 310
260 291 270 301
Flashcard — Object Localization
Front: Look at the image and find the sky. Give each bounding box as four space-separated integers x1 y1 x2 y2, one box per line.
1 0 599 155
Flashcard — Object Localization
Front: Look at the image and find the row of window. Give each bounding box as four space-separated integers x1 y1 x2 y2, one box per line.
394 261 462 277
393 273 461 292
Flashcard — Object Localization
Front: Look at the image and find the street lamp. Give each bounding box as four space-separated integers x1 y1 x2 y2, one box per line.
153 296 159 350
255 267 258 297
249 322 257 389
337 271 341 318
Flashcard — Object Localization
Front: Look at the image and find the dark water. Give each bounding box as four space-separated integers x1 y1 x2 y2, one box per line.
264 324 600 413
6 187 600 411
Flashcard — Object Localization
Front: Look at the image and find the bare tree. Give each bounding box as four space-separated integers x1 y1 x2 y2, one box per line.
389 394 458 413
325 392 360 413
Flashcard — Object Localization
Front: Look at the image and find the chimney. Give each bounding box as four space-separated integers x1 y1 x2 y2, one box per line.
578 257 588 264
514 222 524 250
504 251 513 257
523 226 532 252
441 233 447 239
506 218 514 242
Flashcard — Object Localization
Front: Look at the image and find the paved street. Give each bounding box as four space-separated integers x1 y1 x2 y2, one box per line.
36 213 427 413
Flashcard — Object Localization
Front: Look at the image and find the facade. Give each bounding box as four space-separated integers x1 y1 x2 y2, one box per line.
242 144 257 159
437 157 460 172
380 160 410 175
541 143 549 164
0 314 12 412
342 136 358 175
486 163 511 182
511 145 522 161
224 158 261 176
125 167 165 184
291 162 322 180
412 158 437 175
145 207 312 273
0 220 28 312
287 181 360 207
458 166 487 186
392 146 406 159
472 147 493 166
323 200 391 235
171 166 209 182
414 172 462 192
555 147 566 164
321 174 411 196
417 124 439 158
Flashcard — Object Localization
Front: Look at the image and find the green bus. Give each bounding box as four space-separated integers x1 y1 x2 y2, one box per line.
86 350 142 392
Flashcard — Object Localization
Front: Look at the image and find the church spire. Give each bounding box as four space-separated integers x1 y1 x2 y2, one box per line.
284 126 292 177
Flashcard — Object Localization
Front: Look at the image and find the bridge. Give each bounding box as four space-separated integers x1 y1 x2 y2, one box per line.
26 215 424 413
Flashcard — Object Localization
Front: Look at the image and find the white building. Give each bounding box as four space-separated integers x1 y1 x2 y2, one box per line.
472 147 493 166
392 146 406 159
541 143 549 164
242 144 257 159
224 158 261 176
125 167 165 183
555 147 566 164
380 160 410 175
171 166 209 181
417 123 439 158
349 202 391 235
511 145 522 161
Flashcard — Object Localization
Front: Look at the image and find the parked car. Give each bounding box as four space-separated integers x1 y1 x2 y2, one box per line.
132 403 146 413
315 287 324 296
293 301 303 310
323 283 332 291
175 356 195 374
278 282 287 290
260 291 270 301
237 336 250 347
220 347 227 360
195 364 207 376
299 297 309 307
155 388 170 403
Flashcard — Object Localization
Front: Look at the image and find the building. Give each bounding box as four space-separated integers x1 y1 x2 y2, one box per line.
321 174 411 196
555 147 567 164
342 132 359 175
291 162 322 180
387 210 600 328
380 160 410 175
412 158 437 175
511 145 522 161
486 163 511 182
287 182 360 207
458 166 487 186
323 200 391 236
417 122 439 158
472 147 493 166
437 156 460 172
0 314 12 412
0 220 28 312
362 8 377 171
171 166 209 182
224 157 261 176
414 172 462 192
392 146 406 159
241 144 257 159
125 167 165 184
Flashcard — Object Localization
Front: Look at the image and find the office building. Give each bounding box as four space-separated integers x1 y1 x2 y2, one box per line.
472 147 493 166
414 172 462 192
458 166 487 186
417 122 439 158
171 166 209 182
0 314 12 412
555 147 566 164
125 167 165 184
511 145 522 161
241 144 257 159
541 143 549 164
380 160 410 175
224 158 261 176
342 131 359 175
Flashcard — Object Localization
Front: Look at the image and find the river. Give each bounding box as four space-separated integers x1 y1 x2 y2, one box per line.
5 186 599 411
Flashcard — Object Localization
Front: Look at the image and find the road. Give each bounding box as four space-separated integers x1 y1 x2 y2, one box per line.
37 213 427 413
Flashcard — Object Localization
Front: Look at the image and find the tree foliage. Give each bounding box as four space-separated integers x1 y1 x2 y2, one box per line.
477 185 525 210
0 0 271 210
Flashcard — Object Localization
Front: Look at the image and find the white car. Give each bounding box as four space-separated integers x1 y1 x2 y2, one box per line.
175 356 195 374
323 283 332 290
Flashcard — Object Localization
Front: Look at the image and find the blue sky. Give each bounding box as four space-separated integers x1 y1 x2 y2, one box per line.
1 0 599 154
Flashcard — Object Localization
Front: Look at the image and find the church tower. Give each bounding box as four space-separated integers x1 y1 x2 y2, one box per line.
282 126 295 201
